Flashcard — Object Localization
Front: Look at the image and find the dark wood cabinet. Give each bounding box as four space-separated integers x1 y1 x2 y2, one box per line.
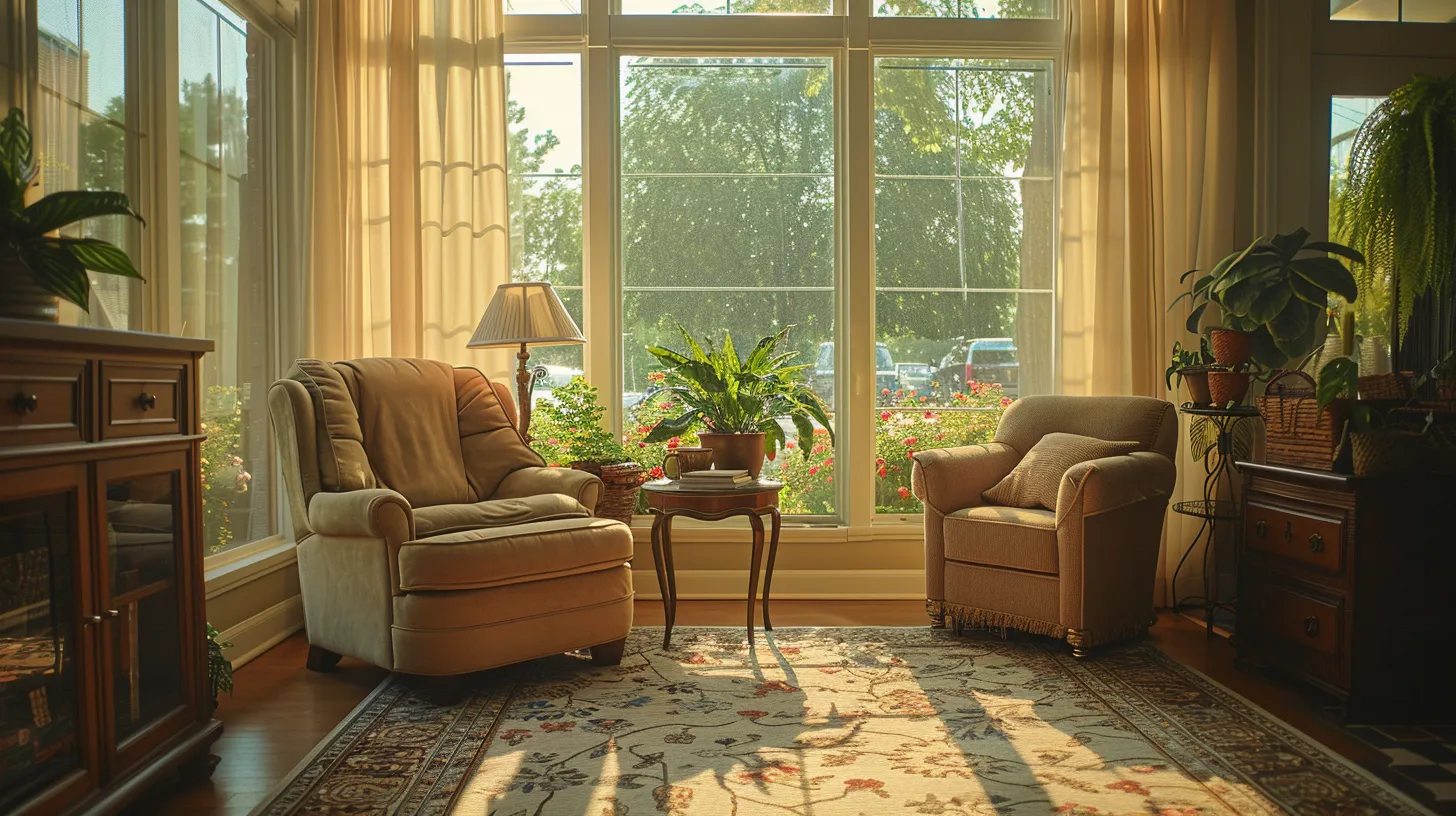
0 320 217 816
1236 461 1456 723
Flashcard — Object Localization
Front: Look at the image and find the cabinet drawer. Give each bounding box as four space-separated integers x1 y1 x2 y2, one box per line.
1259 582 1342 656
1246 500 1344 575
1244 578 1346 690
102 363 183 439
0 359 86 448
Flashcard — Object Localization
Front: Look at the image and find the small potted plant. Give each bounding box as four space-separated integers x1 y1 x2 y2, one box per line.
0 108 146 321
530 377 646 524
206 623 234 715
1165 339 1215 405
644 326 833 477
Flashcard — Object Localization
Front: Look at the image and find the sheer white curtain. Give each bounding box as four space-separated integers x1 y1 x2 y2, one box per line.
306 0 512 377
1059 0 1239 604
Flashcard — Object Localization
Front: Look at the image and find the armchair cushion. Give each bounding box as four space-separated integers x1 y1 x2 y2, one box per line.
944 506 1058 574
414 494 590 538
397 517 632 592
983 433 1140 511
286 359 377 493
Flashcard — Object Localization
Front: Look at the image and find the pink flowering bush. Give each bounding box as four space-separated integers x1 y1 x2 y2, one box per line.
873 383 1007 513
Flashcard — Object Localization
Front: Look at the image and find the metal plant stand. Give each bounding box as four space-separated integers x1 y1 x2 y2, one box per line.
1170 405 1261 637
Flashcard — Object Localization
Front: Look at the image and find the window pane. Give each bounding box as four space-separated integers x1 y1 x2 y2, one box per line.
178 0 273 555
873 57 1053 513
621 56 836 515
1330 96 1394 374
507 0 580 13
507 55 584 385
876 0 1054 20
621 0 830 15
37 0 142 329
1330 0 1456 20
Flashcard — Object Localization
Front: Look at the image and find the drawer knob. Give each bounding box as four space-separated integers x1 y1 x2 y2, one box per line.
83 614 102 626
138 392 158 411
1282 520 1293 542
11 392 38 414
1254 520 1268 538
1308 533 1325 553
1303 616 1320 637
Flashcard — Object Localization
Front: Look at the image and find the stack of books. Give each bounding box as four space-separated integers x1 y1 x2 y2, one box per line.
678 469 753 490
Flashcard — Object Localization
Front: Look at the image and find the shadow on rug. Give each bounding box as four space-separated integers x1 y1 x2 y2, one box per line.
252 627 1430 815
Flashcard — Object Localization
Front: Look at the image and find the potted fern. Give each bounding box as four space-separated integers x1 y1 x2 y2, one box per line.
0 108 145 321
644 326 833 477
1335 73 1456 360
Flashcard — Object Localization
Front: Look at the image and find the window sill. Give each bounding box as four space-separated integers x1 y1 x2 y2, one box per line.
204 536 297 600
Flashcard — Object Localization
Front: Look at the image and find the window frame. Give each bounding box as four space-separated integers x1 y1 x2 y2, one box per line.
504 2 1067 533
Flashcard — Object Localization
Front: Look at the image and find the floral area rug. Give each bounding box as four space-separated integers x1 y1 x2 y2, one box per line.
253 627 1431 816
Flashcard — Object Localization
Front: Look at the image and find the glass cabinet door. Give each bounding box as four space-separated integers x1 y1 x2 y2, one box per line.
97 452 192 765
0 466 95 812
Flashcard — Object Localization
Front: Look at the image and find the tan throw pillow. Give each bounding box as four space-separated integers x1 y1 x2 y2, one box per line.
983 433 1140 511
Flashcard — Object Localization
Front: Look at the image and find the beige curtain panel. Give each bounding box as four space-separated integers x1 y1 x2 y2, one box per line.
307 0 512 377
1058 0 1239 605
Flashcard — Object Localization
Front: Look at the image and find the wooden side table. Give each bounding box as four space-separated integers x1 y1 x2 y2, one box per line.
641 479 784 649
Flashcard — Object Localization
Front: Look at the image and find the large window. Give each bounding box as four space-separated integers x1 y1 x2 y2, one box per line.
177 0 277 555
1329 0 1456 22
619 56 837 515
873 58 1053 513
35 0 142 329
506 54 584 396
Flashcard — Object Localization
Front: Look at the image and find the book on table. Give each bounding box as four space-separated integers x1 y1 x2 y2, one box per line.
678 469 753 489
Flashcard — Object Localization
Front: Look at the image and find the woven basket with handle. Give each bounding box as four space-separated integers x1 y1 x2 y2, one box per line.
1255 370 1348 470
1357 371 1417 401
571 462 646 525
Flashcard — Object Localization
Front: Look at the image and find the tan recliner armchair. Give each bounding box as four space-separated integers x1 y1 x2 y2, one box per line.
268 357 634 675
912 395 1177 657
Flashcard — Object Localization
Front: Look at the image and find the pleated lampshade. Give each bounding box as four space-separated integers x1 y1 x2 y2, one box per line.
467 282 584 348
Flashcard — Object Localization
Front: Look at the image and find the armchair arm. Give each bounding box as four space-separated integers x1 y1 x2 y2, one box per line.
493 466 604 514
1054 451 1177 641
1055 451 1176 523
911 442 1021 514
308 488 415 542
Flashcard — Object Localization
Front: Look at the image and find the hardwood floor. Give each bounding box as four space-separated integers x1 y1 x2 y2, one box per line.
137 601 1436 815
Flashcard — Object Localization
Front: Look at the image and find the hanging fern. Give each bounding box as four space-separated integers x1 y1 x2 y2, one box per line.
1335 73 1456 341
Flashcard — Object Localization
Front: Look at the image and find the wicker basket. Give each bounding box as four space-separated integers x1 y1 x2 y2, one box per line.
1255 370 1348 470
571 462 647 525
1350 430 1431 477
1357 371 1417 400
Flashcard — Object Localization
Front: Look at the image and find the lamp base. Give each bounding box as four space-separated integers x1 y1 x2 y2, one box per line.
515 343 534 441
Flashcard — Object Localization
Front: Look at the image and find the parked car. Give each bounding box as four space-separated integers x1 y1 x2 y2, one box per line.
811 341 896 409
896 362 934 392
965 338 1019 397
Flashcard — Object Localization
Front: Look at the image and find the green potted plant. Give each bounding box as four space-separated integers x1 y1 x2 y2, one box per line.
644 326 833 477
206 623 234 714
1336 73 1456 348
1165 338 1215 405
0 108 145 321
530 376 645 524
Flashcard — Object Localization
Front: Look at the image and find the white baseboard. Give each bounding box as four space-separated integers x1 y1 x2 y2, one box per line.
219 595 305 669
632 568 924 600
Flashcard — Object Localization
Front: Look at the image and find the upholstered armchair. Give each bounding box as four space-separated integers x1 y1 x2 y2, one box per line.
268 357 634 675
912 395 1177 657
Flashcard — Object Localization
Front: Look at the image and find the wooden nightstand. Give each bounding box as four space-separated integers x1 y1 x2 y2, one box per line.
1235 461 1456 723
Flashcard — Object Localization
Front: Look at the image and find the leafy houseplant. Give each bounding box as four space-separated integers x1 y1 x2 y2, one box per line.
0 108 145 321
644 326 833 478
1335 73 1456 344
530 377 645 524
206 623 233 711
1165 339 1215 405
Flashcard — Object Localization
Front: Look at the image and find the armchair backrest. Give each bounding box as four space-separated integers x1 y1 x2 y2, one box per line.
993 395 1177 459
268 357 542 542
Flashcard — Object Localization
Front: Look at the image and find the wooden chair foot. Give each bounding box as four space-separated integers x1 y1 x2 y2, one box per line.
590 637 628 666
305 645 342 673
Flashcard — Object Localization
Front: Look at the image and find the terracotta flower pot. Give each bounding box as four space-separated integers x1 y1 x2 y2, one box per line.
1207 370 1252 407
0 259 60 322
697 432 766 477
1209 329 1253 367
1181 369 1213 406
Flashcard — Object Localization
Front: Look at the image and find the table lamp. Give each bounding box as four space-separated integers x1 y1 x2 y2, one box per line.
467 281 584 440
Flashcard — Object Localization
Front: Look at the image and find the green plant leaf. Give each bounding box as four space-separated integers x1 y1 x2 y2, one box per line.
644 409 701 442
1185 302 1208 334
53 237 144 280
1271 227 1311 259
1212 256 1279 295
645 345 691 367
1317 356 1358 409
1244 281 1293 324
1269 301 1321 359
0 108 36 188
1288 273 1329 306
18 243 90 309
1218 269 1281 315
1289 256 1359 301
22 190 142 236
1304 240 1365 265
1249 325 1286 368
